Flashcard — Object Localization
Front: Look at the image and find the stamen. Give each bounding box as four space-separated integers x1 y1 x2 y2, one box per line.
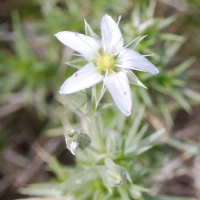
124 92 127 95
75 73 78 77
117 15 122 26
74 32 100 56
143 54 154 57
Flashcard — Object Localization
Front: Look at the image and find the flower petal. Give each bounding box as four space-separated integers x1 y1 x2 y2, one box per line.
70 141 79 155
101 14 124 55
104 71 132 116
55 31 101 61
60 62 104 94
117 48 159 74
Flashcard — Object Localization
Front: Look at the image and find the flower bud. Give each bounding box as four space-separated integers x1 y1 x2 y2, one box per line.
64 129 91 155
106 164 127 187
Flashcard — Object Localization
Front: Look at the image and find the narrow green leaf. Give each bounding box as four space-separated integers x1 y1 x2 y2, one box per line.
125 129 165 155
166 138 199 155
163 39 185 64
48 157 68 181
145 194 196 200
133 124 149 144
132 35 147 49
157 95 173 126
125 169 133 184
168 57 196 78
118 187 130 200
89 115 105 151
65 58 88 69
77 188 94 200
19 183 63 197
93 190 104 200
64 91 87 110
84 19 99 39
138 18 157 33
61 167 98 188
116 114 127 134
146 0 156 19
139 88 153 107
105 130 117 153
183 88 200 102
140 129 165 145
136 145 153 155
130 184 149 192
102 193 112 200
158 15 177 30
132 4 140 27
127 70 147 89
172 92 192 113
160 33 185 42
93 82 106 109
12 12 36 61
125 106 145 148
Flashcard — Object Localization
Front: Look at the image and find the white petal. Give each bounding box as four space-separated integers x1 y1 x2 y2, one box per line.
60 63 104 94
70 141 79 155
55 31 101 61
101 14 124 54
117 48 159 74
104 71 132 116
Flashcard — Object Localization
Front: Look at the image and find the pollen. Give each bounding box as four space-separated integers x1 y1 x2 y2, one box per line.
98 54 115 71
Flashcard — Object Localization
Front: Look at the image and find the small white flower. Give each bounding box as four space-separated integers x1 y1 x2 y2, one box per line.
55 14 159 116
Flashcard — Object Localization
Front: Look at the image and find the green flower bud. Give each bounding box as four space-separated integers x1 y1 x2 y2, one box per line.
64 129 91 155
106 164 127 187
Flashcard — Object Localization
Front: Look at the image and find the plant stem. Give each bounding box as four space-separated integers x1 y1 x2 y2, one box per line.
88 145 101 154
89 114 105 152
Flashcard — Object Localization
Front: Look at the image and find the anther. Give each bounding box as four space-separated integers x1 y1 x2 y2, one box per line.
75 32 78 37
75 73 78 77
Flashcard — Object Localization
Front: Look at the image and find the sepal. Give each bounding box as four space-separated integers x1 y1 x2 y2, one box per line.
65 129 91 155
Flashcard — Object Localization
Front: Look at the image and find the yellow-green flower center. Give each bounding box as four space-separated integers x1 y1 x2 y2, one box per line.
97 54 115 71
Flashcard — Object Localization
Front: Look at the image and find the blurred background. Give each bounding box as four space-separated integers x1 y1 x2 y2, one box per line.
0 0 200 199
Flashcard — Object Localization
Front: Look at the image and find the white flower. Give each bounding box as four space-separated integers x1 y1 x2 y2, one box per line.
55 14 159 116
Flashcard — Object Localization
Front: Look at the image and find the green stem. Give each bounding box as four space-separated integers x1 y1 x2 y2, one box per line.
89 114 104 152
88 145 101 154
